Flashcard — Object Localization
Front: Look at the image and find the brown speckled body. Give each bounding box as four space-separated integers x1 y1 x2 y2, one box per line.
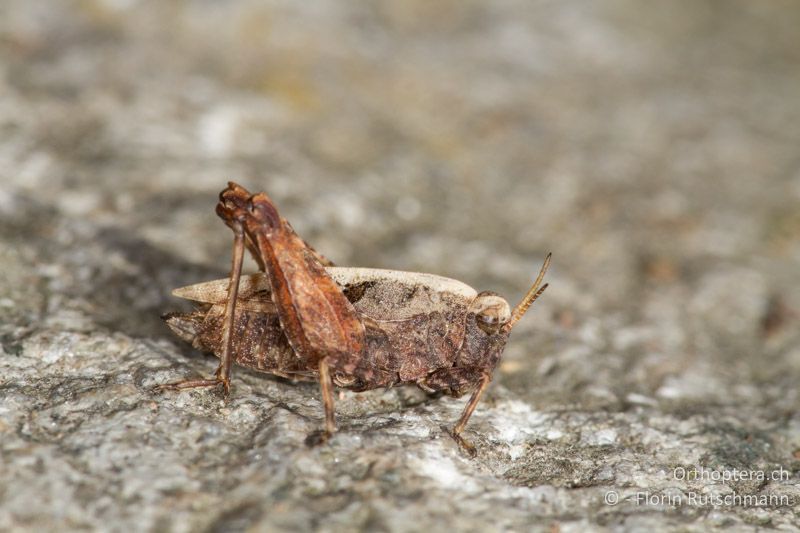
166 269 510 396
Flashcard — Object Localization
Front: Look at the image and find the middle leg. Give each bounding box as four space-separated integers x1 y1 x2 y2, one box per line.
305 356 337 446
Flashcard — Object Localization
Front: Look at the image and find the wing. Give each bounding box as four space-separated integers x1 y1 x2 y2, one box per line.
172 274 276 312
173 267 477 319
173 268 477 319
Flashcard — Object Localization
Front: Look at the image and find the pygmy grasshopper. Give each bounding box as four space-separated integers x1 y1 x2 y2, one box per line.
158 182 550 455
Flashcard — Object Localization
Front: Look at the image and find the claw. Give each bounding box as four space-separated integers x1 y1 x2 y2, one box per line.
213 368 232 398
304 429 333 447
443 425 478 457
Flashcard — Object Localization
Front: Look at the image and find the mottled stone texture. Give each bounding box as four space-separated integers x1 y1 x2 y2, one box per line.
1 1 800 531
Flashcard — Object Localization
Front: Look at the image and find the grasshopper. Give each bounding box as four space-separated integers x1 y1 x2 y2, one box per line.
158 182 550 454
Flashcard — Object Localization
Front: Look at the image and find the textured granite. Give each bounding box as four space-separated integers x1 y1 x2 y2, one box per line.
1 1 800 531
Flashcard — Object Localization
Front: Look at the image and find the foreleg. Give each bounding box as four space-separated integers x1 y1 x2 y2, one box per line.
419 368 492 456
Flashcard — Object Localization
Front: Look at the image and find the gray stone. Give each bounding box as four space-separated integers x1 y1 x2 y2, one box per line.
1 1 799 531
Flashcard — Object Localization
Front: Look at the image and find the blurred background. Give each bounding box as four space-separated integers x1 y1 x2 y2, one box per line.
3 0 798 401
1 1 799 530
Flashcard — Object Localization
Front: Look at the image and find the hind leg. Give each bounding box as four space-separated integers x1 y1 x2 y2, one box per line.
245 192 367 443
155 185 250 396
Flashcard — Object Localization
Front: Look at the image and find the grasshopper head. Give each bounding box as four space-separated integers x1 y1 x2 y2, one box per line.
466 253 552 338
469 292 512 334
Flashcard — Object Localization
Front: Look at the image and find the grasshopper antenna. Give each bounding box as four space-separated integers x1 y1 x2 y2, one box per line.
503 253 551 332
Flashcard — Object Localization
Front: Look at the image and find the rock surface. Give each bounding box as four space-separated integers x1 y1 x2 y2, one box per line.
1 1 800 531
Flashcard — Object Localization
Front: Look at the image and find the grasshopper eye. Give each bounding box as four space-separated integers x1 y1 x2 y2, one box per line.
470 291 511 334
